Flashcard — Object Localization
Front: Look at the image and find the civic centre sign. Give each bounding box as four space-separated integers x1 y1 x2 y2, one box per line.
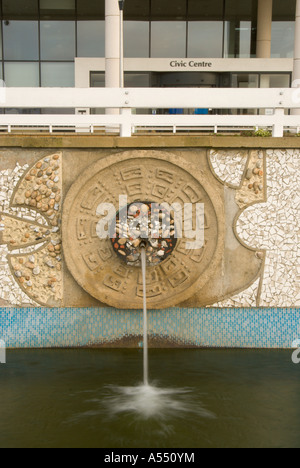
74 58 293 87
170 60 213 69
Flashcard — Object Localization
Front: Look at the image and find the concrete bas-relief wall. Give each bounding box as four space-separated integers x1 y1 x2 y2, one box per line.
0 141 299 348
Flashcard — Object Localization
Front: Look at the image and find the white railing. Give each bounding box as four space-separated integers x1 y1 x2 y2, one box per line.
0 87 300 137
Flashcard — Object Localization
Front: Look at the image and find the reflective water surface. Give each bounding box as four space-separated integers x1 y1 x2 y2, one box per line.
0 349 299 448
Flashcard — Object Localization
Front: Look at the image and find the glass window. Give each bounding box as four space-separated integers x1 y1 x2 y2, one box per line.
41 108 75 115
3 21 39 61
90 72 105 87
224 0 257 58
231 74 259 88
224 0 257 20
41 62 74 87
188 22 223 58
40 0 76 19
40 0 75 8
271 22 295 58
2 0 39 19
5 109 41 115
124 22 150 58
0 23 2 60
151 0 187 19
40 21 76 60
77 21 105 57
188 0 224 20
124 73 150 87
77 0 105 20
273 0 296 21
224 21 254 58
4 62 39 87
124 0 150 20
124 73 151 115
151 22 186 58
90 71 105 113
239 22 252 58
260 74 291 88
159 71 218 87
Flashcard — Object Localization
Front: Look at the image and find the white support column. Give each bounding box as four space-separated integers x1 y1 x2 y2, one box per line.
272 108 285 137
256 0 273 59
120 108 132 137
105 0 120 118
257 0 273 115
292 0 300 115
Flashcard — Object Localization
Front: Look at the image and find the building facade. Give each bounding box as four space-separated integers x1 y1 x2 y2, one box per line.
0 0 296 96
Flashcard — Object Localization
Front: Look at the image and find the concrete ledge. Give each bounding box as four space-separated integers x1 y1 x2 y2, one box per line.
0 134 300 149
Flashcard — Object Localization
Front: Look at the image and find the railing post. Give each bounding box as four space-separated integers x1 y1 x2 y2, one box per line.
120 108 132 137
272 108 285 137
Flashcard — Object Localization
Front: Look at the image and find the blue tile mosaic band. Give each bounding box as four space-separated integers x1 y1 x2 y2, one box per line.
1 307 299 349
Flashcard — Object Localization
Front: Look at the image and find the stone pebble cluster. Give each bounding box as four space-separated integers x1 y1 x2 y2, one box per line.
236 151 265 208
111 202 176 266
1 215 51 247
0 154 63 306
16 154 61 222
245 159 264 194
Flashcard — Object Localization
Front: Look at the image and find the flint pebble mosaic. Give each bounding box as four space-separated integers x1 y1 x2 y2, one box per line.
0 155 63 307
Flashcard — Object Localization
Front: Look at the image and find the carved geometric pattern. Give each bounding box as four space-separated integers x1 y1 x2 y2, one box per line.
63 151 224 309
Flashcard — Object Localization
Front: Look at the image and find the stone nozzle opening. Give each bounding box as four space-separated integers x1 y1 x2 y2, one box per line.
110 201 177 267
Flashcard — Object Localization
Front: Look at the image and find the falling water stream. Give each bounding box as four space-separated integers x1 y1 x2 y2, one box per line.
140 246 149 386
93 245 216 423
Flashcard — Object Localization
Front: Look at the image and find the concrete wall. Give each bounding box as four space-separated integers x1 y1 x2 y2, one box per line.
0 136 299 348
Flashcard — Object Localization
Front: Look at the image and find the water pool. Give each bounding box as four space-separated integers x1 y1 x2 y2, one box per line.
0 349 299 448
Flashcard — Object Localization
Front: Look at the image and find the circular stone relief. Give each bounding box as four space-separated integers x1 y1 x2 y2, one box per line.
62 151 224 309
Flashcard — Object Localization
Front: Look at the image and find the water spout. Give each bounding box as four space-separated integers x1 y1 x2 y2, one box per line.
140 245 148 386
97 243 215 422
